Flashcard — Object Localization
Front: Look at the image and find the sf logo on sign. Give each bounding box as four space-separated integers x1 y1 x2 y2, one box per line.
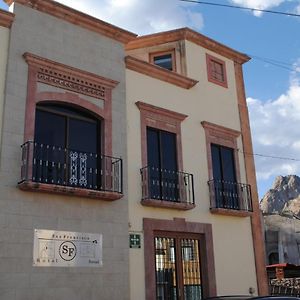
59 241 77 261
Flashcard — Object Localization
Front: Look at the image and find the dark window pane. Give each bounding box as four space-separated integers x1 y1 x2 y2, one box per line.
147 128 160 168
160 131 177 171
211 144 222 180
153 54 173 71
34 109 66 147
69 118 98 153
221 147 236 182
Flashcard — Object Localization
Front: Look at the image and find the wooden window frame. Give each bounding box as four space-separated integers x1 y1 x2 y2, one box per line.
149 49 176 72
206 53 228 88
143 217 217 300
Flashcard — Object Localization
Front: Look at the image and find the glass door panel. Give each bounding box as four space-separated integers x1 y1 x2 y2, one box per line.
155 235 202 300
181 239 202 300
155 237 178 300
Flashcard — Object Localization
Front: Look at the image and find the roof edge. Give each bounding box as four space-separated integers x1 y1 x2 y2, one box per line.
4 0 137 44
0 9 15 28
126 28 250 64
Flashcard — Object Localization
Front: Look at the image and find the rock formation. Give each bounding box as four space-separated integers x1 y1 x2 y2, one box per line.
260 175 300 214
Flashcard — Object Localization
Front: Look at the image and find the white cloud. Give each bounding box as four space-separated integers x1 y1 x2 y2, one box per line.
248 61 300 182
230 0 294 17
55 0 204 34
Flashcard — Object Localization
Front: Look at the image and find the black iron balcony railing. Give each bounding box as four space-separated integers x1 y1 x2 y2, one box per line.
20 141 123 194
140 166 195 205
208 179 252 212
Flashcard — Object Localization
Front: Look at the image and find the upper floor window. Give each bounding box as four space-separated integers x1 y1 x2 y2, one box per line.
19 53 123 200
206 54 228 88
202 121 252 215
211 143 239 210
33 103 101 189
136 101 195 209
149 50 176 71
147 127 178 201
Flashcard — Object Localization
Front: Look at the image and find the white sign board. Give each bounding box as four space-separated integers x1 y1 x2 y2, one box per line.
33 229 102 267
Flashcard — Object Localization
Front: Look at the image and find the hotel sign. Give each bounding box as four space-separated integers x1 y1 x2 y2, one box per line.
33 229 102 267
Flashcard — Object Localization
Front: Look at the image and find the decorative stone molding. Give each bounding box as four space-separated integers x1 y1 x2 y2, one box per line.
24 52 118 100
125 55 198 89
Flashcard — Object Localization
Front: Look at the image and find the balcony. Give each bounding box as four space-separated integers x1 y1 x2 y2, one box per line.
208 179 253 216
18 141 123 200
140 166 195 210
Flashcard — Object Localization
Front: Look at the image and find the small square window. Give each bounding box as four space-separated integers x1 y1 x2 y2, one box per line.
150 50 176 71
206 54 228 88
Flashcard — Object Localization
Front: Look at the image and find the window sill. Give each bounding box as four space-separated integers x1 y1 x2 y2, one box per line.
141 199 195 210
18 181 123 201
210 207 252 217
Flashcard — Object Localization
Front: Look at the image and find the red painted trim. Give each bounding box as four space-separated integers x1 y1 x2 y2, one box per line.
206 53 228 88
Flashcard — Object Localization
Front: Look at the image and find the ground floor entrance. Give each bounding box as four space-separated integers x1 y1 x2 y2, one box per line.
155 234 202 299
144 218 217 300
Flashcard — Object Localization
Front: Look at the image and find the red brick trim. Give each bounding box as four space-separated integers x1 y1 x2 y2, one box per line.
18 181 123 201
206 54 228 88
5 0 137 43
201 121 241 181
23 52 115 156
149 49 177 72
143 218 217 300
0 9 14 28
136 101 187 170
125 56 198 89
234 62 268 295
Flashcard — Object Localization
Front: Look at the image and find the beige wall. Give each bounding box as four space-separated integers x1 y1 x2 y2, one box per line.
0 26 9 157
126 40 257 299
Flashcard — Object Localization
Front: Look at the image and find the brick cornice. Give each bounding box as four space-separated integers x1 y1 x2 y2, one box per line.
5 0 137 43
125 55 198 89
0 9 14 28
126 28 250 64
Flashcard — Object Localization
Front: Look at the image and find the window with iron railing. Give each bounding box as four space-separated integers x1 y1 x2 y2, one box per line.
19 103 122 196
140 127 194 207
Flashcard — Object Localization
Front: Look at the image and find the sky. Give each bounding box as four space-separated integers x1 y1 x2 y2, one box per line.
1 0 300 199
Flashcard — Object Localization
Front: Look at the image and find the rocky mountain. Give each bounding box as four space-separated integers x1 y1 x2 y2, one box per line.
260 175 300 214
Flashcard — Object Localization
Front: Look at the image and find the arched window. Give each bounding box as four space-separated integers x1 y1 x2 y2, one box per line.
34 103 101 154
32 103 103 190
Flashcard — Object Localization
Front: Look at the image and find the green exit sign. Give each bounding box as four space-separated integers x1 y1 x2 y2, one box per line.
129 234 141 249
